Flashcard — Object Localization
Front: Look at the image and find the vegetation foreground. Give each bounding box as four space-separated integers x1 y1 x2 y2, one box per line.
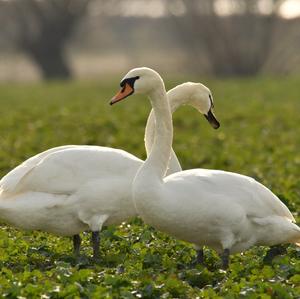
0 76 299 298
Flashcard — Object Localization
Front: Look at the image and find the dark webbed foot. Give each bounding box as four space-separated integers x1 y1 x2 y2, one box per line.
91 231 100 261
73 234 81 256
220 248 230 269
263 245 287 264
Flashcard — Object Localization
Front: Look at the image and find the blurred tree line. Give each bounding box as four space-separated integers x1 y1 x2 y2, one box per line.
0 0 299 79
0 0 89 78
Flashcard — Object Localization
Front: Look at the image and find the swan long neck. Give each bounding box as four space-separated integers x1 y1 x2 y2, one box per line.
144 86 184 174
140 84 173 180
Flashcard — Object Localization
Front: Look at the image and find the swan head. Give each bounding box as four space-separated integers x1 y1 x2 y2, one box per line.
169 82 219 129
188 82 220 129
110 67 164 105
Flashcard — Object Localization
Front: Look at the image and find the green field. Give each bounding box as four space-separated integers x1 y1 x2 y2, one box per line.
0 76 299 298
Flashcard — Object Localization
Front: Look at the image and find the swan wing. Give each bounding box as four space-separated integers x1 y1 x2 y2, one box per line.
165 169 295 222
0 145 78 193
0 146 142 197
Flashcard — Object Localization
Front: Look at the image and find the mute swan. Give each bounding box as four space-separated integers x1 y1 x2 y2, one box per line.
111 67 300 269
0 82 215 259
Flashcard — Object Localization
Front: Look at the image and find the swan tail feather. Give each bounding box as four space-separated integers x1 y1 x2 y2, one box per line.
293 225 300 246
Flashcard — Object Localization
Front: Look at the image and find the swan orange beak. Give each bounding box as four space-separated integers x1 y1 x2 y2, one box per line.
110 83 134 105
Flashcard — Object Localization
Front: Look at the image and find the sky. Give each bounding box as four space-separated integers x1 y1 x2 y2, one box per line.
2 0 300 19
108 0 300 19
215 0 300 18
279 0 300 18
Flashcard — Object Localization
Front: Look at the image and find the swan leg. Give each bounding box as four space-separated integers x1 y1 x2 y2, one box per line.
263 245 287 264
196 248 204 264
220 248 230 269
73 234 81 256
91 231 100 260
79 214 108 260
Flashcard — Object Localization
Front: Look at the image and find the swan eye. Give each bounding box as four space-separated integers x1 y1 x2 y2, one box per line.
120 76 140 89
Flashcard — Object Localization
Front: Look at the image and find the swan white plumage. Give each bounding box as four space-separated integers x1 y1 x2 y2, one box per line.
111 67 300 268
0 81 215 258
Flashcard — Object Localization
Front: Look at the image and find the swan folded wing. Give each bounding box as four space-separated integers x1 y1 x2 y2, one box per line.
215 171 295 222
250 180 295 222
165 169 295 222
7 150 103 195
0 145 78 194
1 146 142 197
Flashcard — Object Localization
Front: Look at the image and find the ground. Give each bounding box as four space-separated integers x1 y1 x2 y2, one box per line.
0 76 299 298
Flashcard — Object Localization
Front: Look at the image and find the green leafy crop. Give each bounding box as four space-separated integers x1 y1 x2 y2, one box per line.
0 76 299 298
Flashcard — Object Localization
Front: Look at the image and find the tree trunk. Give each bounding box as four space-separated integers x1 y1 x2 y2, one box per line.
28 45 71 79
8 0 90 79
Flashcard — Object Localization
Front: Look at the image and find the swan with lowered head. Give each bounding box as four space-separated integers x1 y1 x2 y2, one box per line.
0 81 215 259
111 67 300 268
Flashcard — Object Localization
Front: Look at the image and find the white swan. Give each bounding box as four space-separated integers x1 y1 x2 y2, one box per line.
0 82 215 259
111 67 300 268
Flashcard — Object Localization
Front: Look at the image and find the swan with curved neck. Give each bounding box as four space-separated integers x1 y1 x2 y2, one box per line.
0 81 215 259
145 82 217 175
111 67 300 268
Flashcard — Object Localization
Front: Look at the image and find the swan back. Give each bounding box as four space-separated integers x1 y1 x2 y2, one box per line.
165 169 295 222
0 145 77 194
0 146 142 197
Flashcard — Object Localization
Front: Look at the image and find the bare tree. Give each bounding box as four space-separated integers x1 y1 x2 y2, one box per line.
167 0 287 76
6 0 91 79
